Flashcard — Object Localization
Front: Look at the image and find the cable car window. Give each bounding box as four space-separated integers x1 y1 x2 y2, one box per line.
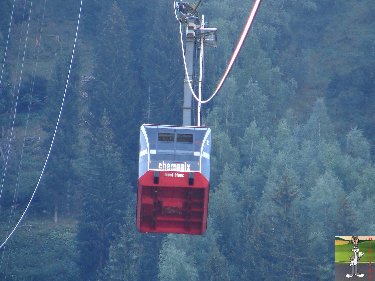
158 133 174 142
177 134 193 143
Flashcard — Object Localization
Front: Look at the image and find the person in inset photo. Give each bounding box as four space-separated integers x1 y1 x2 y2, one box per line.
346 236 364 278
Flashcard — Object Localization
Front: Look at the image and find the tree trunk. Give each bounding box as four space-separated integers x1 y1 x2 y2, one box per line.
54 204 58 223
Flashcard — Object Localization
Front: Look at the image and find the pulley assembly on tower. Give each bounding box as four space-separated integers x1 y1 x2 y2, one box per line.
175 0 217 127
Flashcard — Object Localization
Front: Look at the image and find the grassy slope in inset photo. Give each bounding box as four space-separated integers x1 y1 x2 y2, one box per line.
335 241 375 263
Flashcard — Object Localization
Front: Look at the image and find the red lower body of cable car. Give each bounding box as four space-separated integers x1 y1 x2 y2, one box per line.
137 170 209 235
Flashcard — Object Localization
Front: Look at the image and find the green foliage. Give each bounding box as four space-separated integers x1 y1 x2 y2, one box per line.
345 127 371 161
0 220 78 281
1 0 375 281
81 1 112 41
88 1 142 175
205 245 230 281
307 171 346 231
100 205 143 281
336 240 375 263
252 169 311 280
77 110 129 280
158 236 199 281
18 75 48 112
210 168 242 257
302 98 335 144
0 1 12 34
26 54 80 221
209 129 239 188
140 0 182 124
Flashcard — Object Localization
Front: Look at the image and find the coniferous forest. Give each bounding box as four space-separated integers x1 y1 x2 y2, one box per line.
0 0 375 280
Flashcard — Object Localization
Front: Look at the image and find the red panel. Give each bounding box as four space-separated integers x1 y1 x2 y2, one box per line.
137 171 209 235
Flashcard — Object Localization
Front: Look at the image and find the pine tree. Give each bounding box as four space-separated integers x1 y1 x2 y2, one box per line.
306 171 348 280
77 110 129 280
140 0 183 124
205 245 231 281
210 166 242 258
252 166 312 280
345 127 371 162
158 236 199 281
209 130 240 188
100 205 143 281
88 1 141 175
302 98 335 145
40 57 80 221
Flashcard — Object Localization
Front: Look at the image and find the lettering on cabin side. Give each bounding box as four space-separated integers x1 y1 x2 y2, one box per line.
158 161 191 172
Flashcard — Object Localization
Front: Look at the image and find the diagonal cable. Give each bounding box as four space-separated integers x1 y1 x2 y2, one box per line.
0 0 83 250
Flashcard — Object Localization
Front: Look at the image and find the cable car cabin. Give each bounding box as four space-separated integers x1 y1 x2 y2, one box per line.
137 124 211 235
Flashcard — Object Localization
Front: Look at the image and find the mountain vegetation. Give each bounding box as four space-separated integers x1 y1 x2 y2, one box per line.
0 0 374 280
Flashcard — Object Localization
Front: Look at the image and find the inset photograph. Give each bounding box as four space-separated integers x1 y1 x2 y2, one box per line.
335 236 374 280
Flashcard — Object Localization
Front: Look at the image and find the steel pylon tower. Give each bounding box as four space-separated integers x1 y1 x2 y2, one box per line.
176 2 217 126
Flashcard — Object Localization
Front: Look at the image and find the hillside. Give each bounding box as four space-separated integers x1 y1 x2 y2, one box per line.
1 0 375 280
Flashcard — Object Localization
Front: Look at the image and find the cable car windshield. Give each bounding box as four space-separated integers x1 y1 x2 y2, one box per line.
140 125 210 173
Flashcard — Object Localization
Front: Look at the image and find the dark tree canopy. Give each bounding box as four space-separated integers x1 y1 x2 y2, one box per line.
0 0 374 280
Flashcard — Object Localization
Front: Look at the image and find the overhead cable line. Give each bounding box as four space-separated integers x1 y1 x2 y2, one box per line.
0 0 48 267
202 0 261 103
0 0 83 250
0 0 33 203
173 1 199 105
175 0 262 104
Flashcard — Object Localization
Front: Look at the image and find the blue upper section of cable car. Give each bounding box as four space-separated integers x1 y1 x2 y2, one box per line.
139 124 211 180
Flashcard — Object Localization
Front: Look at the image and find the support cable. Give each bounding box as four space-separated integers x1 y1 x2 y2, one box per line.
0 0 33 203
0 0 48 267
0 0 83 250
2 0 28 164
174 0 262 104
202 0 261 103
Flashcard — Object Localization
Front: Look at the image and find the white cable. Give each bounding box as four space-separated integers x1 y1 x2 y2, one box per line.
0 0 83 250
174 0 262 104
0 0 17 89
0 0 33 202
174 1 201 103
0 1 48 267
202 0 262 103
11 0 47 213
4 0 47 243
0 0 27 268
